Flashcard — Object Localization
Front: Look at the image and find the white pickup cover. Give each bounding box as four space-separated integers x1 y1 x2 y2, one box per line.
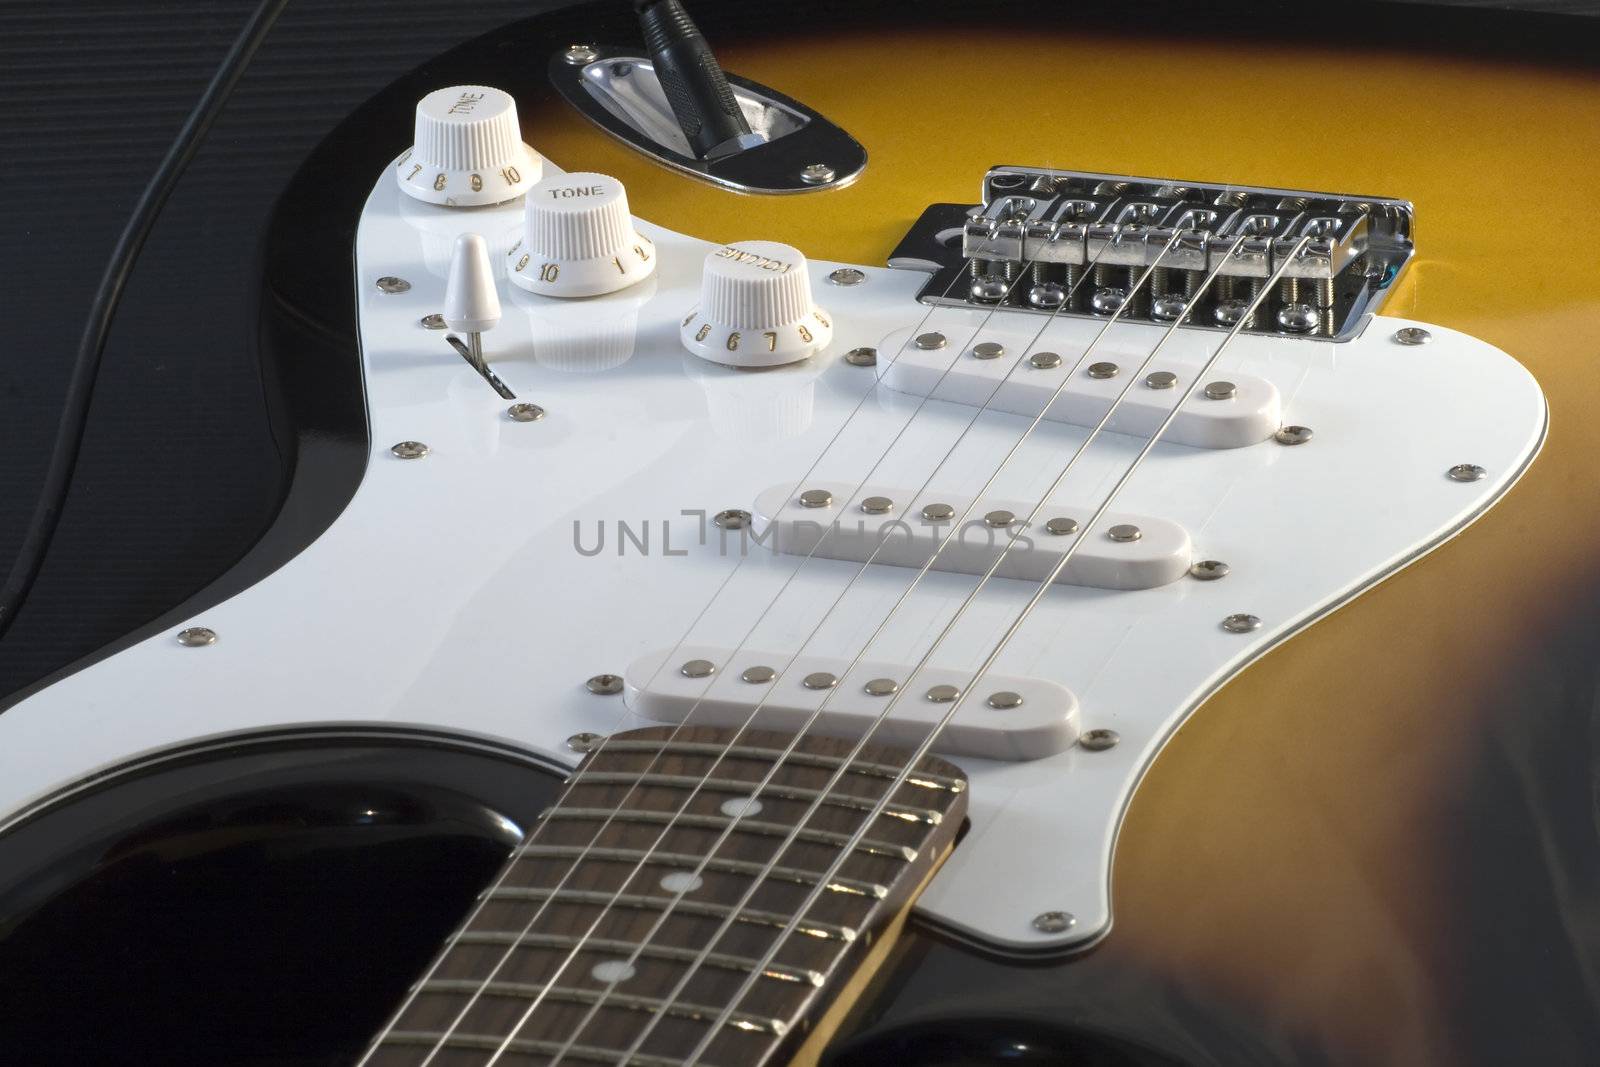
626 646 1080 761
752 482 1192 591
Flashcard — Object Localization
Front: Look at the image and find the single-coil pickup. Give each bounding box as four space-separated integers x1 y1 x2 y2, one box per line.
876 323 1281 449
752 482 1190 591
625 646 1079 762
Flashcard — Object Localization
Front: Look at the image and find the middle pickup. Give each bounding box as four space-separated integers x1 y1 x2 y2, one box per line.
752 482 1191 591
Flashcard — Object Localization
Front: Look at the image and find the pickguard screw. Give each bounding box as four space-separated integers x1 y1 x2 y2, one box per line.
563 44 599 64
566 731 603 752
1221 613 1262 633
844 347 877 367
376 276 411 294
914 332 947 351
800 163 836 185
391 441 429 459
1447 463 1487 482
1190 560 1230 580
680 659 716 678
508 403 545 422
1032 910 1076 933
799 489 834 509
1274 425 1314 446
828 268 866 286
714 509 751 530
1393 327 1432 346
585 674 623 695
420 313 446 330
177 627 217 647
1079 728 1119 751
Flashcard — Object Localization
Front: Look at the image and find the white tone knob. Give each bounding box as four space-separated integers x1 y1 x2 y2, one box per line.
443 234 501 334
682 242 832 367
397 85 541 207
509 172 656 298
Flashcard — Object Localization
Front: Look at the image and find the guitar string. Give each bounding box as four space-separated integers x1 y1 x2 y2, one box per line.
665 236 1312 1067
532 234 1198 1065
474 233 1125 1066
381 234 1048 1064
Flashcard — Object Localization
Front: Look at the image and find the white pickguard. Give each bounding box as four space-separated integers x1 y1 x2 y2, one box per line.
0 158 1545 953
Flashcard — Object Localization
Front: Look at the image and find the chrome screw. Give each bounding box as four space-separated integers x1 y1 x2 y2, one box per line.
1089 288 1126 314
1447 463 1487 482
376 276 411 294
1151 294 1188 321
420 313 446 330
1032 910 1076 933
799 488 834 509
828 267 866 286
563 44 600 64
970 277 1007 303
1190 560 1230 581
680 659 716 678
1028 283 1065 309
508 403 545 422
800 163 836 185
844 347 877 367
1276 304 1318 333
566 731 603 752
585 674 623 695
177 626 217 647
1393 327 1432 346
1079 728 1120 751
713 509 751 530
391 441 429 459
1274 425 1314 446
1221 613 1262 633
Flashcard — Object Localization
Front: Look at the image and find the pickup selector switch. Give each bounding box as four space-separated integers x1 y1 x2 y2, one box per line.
396 85 541 207
682 241 833 367
509 172 657 298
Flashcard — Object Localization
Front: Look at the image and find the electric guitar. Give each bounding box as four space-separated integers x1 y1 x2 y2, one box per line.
2 1 1597 1064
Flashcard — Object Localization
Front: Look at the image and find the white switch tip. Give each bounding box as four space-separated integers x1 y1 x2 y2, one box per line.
443 233 501 334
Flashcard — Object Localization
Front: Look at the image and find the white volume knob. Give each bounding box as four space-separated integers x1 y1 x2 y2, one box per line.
509 172 656 298
397 85 541 207
682 241 832 367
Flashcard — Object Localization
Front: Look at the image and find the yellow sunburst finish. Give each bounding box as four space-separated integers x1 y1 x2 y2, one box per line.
524 16 1600 1065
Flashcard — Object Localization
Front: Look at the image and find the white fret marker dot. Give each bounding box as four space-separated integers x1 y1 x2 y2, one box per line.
660 872 703 893
591 959 636 984
720 796 763 819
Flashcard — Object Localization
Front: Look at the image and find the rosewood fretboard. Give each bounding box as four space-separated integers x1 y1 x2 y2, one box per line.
364 725 967 1066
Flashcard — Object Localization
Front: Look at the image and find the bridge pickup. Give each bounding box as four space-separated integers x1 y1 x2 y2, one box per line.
625 647 1080 761
876 324 1280 449
752 482 1191 591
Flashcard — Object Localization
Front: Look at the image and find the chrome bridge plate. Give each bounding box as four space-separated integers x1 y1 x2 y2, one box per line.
889 166 1414 342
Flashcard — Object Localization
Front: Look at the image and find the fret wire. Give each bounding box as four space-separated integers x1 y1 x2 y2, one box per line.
588 742 964 793
359 253 986 1067
674 237 1309 1066
419 979 786 1035
538 806 918 861
482 886 855 942
380 1030 722 1067
533 238 1114 1066
570 769 948 820
513 844 888 898
457 917 825 986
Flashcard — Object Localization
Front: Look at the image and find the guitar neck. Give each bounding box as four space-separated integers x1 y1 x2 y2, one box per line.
365 725 968 1065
